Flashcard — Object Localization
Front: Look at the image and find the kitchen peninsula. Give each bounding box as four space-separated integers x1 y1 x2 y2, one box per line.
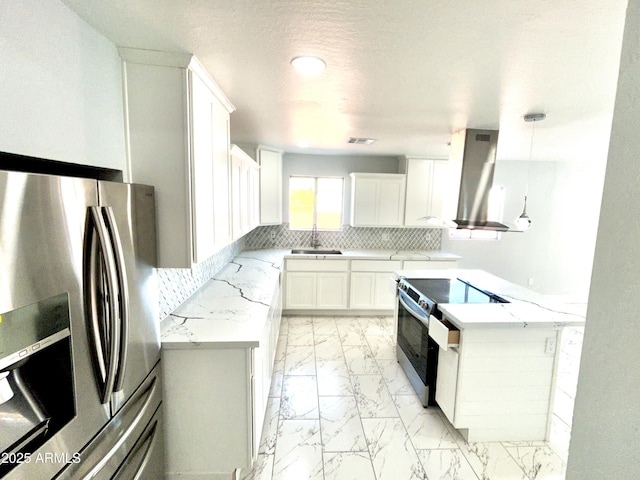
396 268 586 443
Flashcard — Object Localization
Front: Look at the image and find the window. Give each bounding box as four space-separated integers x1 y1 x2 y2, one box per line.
289 176 344 230
449 186 505 240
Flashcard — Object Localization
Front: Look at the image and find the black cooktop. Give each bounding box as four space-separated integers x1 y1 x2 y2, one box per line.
404 278 499 304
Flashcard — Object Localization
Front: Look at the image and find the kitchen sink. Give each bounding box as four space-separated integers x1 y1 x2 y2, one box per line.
290 249 342 255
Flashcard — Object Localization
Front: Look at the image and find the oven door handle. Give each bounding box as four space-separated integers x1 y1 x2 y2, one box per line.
398 290 430 327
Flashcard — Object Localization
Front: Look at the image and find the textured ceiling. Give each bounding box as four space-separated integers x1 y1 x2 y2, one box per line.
60 0 627 161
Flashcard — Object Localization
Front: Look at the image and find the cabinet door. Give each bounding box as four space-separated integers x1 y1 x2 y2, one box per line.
231 155 243 240
349 272 376 309
249 166 260 231
239 160 250 235
404 159 434 226
352 178 378 226
436 346 459 424
377 178 405 226
374 272 397 309
211 99 232 249
285 272 316 309
258 148 283 225
189 73 216 263
430 160 449 219
317 273 348 309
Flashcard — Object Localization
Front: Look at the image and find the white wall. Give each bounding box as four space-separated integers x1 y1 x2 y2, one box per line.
441 154 607 299
282 153 399 223
567 0 640 477
0 0 126 173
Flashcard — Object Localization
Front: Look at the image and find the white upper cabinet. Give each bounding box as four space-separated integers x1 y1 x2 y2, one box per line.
350 173 406 227
119 48 235 267
400 156 449 226
256 147 283 225
230 145 260 240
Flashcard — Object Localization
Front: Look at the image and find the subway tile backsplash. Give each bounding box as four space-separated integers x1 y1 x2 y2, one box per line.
157 225 442 320
244 224 442 250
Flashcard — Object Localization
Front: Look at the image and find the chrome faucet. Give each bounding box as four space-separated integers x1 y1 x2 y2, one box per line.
310 223 321 248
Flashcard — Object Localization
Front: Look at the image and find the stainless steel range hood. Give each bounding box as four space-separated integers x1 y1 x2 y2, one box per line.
448 128 511 232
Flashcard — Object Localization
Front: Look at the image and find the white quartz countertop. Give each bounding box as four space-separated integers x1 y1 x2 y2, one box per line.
160 249 288 349
396 269 586 329
284 249 460 261
160 248 461 349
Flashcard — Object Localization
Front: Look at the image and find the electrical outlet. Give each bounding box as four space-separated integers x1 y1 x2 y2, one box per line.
544 337 557 354
270 231 276 241
381 233 390 242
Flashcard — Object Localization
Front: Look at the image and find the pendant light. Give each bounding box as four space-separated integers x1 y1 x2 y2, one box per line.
515 113 546 231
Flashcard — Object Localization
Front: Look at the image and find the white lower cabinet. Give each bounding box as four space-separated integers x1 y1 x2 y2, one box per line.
316 273 349 309
284 258 459 311
163 281 282 479
349 260 402 309
284 272 317 309
432 319 560 442
284 259 349 310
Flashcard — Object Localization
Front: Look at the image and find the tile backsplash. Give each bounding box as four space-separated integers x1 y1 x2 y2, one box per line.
157 224 442 320
157 237 245 319
244 224 443 250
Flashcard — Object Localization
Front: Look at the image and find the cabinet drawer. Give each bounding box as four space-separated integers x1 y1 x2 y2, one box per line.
429 315 460 350
350 260 402 272
286 259 349 272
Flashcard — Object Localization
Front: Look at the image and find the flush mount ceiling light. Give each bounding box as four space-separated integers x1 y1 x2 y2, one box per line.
290 56 326 76
515 113 546 231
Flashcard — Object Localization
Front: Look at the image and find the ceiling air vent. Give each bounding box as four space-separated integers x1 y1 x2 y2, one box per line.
347 137 377 145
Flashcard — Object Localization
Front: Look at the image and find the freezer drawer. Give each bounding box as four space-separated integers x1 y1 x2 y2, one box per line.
54 362 164 480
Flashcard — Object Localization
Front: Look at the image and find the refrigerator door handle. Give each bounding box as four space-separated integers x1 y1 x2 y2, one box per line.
87 206 121 405
103 206 129 393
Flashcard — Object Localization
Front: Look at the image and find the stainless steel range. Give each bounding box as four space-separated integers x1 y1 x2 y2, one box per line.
395 277 508 407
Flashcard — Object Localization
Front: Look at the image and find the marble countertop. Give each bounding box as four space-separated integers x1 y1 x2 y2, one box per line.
160 248 461 349
160 249 288 349
284 249 461 261
396 269 586 329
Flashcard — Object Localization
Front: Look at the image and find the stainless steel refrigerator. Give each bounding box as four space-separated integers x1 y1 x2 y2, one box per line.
0 170 164 479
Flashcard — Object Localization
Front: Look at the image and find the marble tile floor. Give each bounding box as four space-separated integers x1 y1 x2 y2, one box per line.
241 315 583 480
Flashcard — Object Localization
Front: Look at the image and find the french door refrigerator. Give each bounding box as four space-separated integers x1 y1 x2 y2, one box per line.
0 170 164 479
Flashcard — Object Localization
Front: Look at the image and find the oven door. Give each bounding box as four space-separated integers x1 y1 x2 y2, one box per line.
396 289 439 406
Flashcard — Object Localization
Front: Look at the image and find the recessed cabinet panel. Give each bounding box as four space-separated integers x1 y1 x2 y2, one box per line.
352 178 378 225
435 345 459 422
211 100 232 249
377 179 405 225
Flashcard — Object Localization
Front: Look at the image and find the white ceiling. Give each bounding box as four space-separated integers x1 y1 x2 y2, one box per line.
60 0 628 161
